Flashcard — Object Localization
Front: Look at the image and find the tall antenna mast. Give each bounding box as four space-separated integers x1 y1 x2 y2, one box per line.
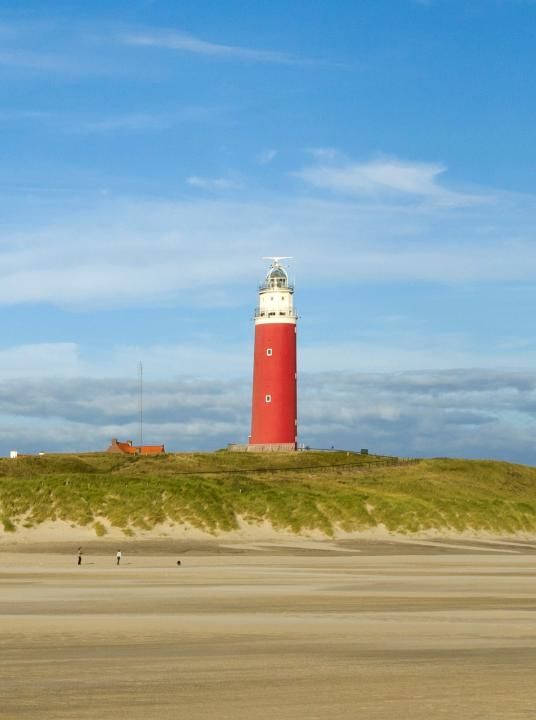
138 361 143 447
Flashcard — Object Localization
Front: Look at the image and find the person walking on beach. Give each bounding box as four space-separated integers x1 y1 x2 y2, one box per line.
77 547 82 566
116 549 122 566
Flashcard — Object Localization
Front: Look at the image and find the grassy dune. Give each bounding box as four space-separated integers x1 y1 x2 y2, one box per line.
1 451 536 537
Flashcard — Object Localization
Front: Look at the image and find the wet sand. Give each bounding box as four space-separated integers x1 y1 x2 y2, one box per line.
1 538 536 719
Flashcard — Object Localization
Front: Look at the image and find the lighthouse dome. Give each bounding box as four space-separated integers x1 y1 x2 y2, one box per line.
264 265 288 289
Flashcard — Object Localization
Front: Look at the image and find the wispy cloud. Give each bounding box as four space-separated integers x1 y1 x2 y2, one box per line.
1 173 535 310
256 149 277 165
77 107 216 133
0 341 250 381
296 155 487 207
0 109 53 121
76 114 172 133
0 22 151 78
186 176 242 191
0 50 71 73
0 107 217 134
121 29 298 64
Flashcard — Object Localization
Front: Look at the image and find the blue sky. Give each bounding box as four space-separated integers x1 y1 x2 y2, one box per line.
2 0 536 461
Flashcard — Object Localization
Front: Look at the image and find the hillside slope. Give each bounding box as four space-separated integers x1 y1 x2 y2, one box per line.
1 451 536 538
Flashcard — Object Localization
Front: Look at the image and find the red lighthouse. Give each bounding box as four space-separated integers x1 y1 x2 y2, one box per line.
249 258 297 451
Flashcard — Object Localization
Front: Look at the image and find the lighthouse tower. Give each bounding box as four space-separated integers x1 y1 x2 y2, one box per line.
249 258 297 451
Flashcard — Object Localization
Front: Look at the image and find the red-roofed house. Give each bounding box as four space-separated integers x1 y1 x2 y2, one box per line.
139 445 166 455
106 438 165 456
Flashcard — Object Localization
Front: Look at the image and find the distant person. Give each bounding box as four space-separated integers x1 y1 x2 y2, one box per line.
116 550 122 566
77 547 82 566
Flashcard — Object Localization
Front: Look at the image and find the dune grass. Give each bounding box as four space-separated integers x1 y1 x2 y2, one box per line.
1 451 536 537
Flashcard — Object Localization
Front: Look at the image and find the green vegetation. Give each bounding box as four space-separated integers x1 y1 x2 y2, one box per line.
93 521 107 537
1 451 536 537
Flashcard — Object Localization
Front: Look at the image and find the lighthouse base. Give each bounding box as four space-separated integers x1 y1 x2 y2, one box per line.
228 443 296 453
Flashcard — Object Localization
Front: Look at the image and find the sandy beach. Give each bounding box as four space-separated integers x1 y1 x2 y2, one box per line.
1 537 536 719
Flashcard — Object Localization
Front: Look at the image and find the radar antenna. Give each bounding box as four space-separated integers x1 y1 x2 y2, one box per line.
262 256 292 266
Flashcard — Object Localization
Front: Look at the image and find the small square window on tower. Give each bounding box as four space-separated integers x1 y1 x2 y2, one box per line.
266 348 273 356
265 394 272 403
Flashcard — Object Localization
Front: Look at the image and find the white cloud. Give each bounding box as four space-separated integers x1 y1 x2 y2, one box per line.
0 110 53 122
186 176 242 191
300 338 524 374
1 183 536 310
5 313 536 394
0 107 217 135
122 30 297 64
257 149 277 165
0 50 70 72
296 156 486 206
0 341 251 381
0 22 156 79
0 343 82 379
1 151 536 310
306 147 339 161
77 107 215 133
